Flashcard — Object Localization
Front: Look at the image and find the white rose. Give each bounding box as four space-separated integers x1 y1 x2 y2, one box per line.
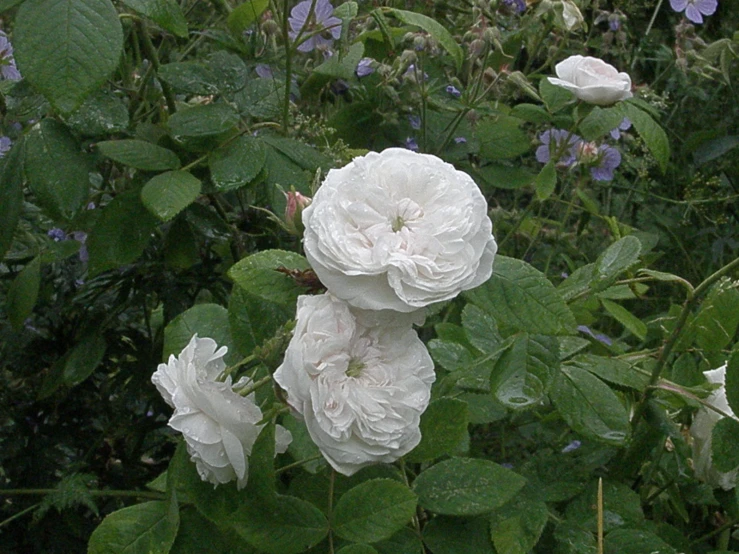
152 335 292 489
273 293 435 476
691 364 738 490
302 148 497 313
547 55 633 106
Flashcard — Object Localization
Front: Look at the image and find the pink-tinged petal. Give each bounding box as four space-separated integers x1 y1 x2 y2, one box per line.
670 0 688 11
684 3 704 23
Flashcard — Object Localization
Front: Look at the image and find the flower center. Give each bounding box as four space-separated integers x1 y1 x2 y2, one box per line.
391 215 406 232
345 358 365 378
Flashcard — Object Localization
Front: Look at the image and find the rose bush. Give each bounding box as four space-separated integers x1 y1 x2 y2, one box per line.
273 293 435 475
547 55 633 105
152 335 292 489
302 148 497 313
691 364 739 490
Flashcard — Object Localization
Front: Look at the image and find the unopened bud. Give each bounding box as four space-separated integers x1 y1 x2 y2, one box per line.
284 189 312 236
262 19 280 35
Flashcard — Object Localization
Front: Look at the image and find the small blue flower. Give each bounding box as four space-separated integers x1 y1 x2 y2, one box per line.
609 117 632 140
47 228 66 242
288 0 342 53
562 440 582 453
454 136 467 144
405 137 419 152
355 57 375 78
669 0 717 24
255 64 273 79
408 115 421 130
0 136 11 158
446 85 462 98
502 0 526 13
0 32 21 81
589 145 621 181
536 129 581 167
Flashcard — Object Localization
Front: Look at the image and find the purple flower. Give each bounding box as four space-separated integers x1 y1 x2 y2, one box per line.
404 137 419 152
536 129 581 167
446 85 462 98
562 440 582 453
0 136 11 158
609 117 632 140
47 228 66 242
255 64 273 79
589 145 621 181
502 0 526 12
356 57 375 78
669 0 717 24
404 64 428 81
0 32 21 81
454 136 467 144
608 14 621 31
71 231 89 263
288 0 342 53
577 325 613 346
408 115 421 130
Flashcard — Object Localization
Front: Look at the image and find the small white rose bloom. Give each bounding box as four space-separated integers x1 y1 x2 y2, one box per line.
273 293 435 476
691 364 738 490
547 55 633 106
559 0 585 31
152 335 292 489
302 148 497 313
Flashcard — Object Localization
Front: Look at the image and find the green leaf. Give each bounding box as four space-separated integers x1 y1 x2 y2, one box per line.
534 161 556 200
0 138 25 259
15 0 124 114
333 479 417 544
0 0 24 11
462 304 502 354
97 140 182 171
413 458 526 516
170 507 249 554
592 236 641 289
67 92 129 137
228 250 310 307
468 163 536 190
603 529 677 554
87 191 159 276
337 546 379 554
725 349 739 416
141 170 201 222
227 0 270 35
314 42 365 80
569 354 649 390
163 304 236 365
168 103 240 140
88 501 179 554
464 256 576 335
386 9 463 70
121 0 189 38
491 333 558 409
158 62 218 95
510 103 551 124
25 119 91 221
374 527 423 554
619 101 670 173
422 516 495 554
228 287 293 357
406 398 469 462
229 495 328 554
244 423 277 503
209 135 266 192
689 279 739 352
578 106 624 141
490 498 549 554
539 78 574 113
600 298 647 340
476 116 530 160
63 333 106 386
6 256 41 330
712 417 739 473
551 365 630 445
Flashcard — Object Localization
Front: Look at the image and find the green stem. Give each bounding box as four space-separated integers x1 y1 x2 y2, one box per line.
689 516 739 546
0 489 165 500
138 20 177 115
629 255 739 429
328 469 336 554
0 503 40 529
275 454 324 474
236 374 273 398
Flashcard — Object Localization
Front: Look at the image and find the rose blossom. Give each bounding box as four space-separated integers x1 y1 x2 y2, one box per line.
152 335 292 489
547 55 632 106
302 148 497 313
691 363 738 490
273 293 435 476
